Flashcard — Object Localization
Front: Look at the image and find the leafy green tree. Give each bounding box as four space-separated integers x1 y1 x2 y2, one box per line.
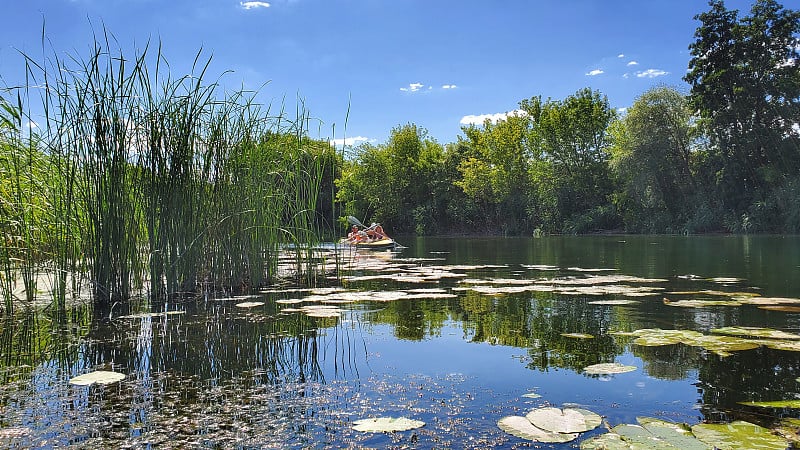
685 0 800 226
336 124 444 233
523 88 617 232
457 112 533 233
609 86 700 232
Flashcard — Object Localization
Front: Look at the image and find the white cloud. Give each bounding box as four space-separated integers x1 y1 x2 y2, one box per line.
617 107 628 114
635 69 669 78
400 83 425 92
627 60 638 66
25 120 39 130
586 69 604 76
330 136 371 147
442 84 457 89
240 1 270 10
618 54 625 58
459 109 527 126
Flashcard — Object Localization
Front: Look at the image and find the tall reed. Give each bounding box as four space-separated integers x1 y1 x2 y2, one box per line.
2 29 335 311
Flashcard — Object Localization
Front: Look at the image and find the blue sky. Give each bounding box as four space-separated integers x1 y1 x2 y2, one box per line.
1 0 757 149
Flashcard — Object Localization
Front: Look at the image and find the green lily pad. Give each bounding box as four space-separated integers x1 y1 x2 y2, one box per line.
235 301 264 308
760 340 800 352
758 305 800 312
637 418 712 449
739 400 800 408
352 416 425 432
691 420 789 450
580 432 632 449
69 370 126 386
690 335 761 357
301 305 343 318
609 424 682 448
707 277 744 283
581 418 713 450
118 311 185 319
663 299 743 308
525 407 601 434
739 297 800 305
615 328 762 356
587 299 640 305
497 415 577 443
712 326 800 340
632 329 704 346
584 362 637 375
562 333 595 339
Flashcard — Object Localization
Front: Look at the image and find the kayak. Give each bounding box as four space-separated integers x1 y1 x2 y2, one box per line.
339 238 397 249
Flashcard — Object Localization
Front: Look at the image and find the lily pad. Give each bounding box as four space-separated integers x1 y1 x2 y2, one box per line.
584 362 637 375
738 296 800 305
580 432 633 449
562 333 595 339
738 400 800 408
587 299 640 305
581 418 714 449
707 277 743 283
632 329 704 346
118 311 185 319
663 299 743 308
758 305 800 313
587 423 710 449
691 420 789 450
352 416 425 432
69 370 126 386
525 407 602 434
497 415 577 443
760 340 800 352
235 301 264 308
712 326 800 340
637 417 712 449
301 305 343 318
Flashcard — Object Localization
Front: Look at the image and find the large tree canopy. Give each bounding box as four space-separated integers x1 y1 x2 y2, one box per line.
609 86 700 232
685 0 800 216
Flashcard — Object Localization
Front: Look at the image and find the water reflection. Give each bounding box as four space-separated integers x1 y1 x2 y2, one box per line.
1 236 799 447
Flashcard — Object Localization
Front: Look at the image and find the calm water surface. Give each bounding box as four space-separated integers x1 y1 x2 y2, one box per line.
2 235 800 448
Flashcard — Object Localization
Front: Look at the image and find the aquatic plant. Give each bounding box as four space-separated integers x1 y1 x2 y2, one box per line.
1 28 336 311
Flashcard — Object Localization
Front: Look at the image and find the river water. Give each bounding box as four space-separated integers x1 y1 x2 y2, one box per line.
1 235 799 448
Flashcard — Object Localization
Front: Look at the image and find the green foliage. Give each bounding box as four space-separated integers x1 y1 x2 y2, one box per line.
609 86 698 232
523 88 617 232
2 32 336 311
685 0 800 218
336 123 445 234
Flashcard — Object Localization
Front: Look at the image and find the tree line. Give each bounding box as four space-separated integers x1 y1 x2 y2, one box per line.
335 0 800 235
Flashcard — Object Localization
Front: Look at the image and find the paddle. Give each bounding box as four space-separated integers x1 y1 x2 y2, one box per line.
346 215 367 228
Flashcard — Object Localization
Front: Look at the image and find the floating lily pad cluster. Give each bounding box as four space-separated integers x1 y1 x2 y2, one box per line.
611 327 800 357
582 417 789 450
457 273 667 297
497 406 602 443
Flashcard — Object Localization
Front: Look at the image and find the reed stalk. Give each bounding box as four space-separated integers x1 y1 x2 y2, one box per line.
3 28 336 312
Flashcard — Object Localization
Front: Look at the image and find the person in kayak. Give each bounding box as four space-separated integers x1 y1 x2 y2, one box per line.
347 225 364 242
366 223 389 240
